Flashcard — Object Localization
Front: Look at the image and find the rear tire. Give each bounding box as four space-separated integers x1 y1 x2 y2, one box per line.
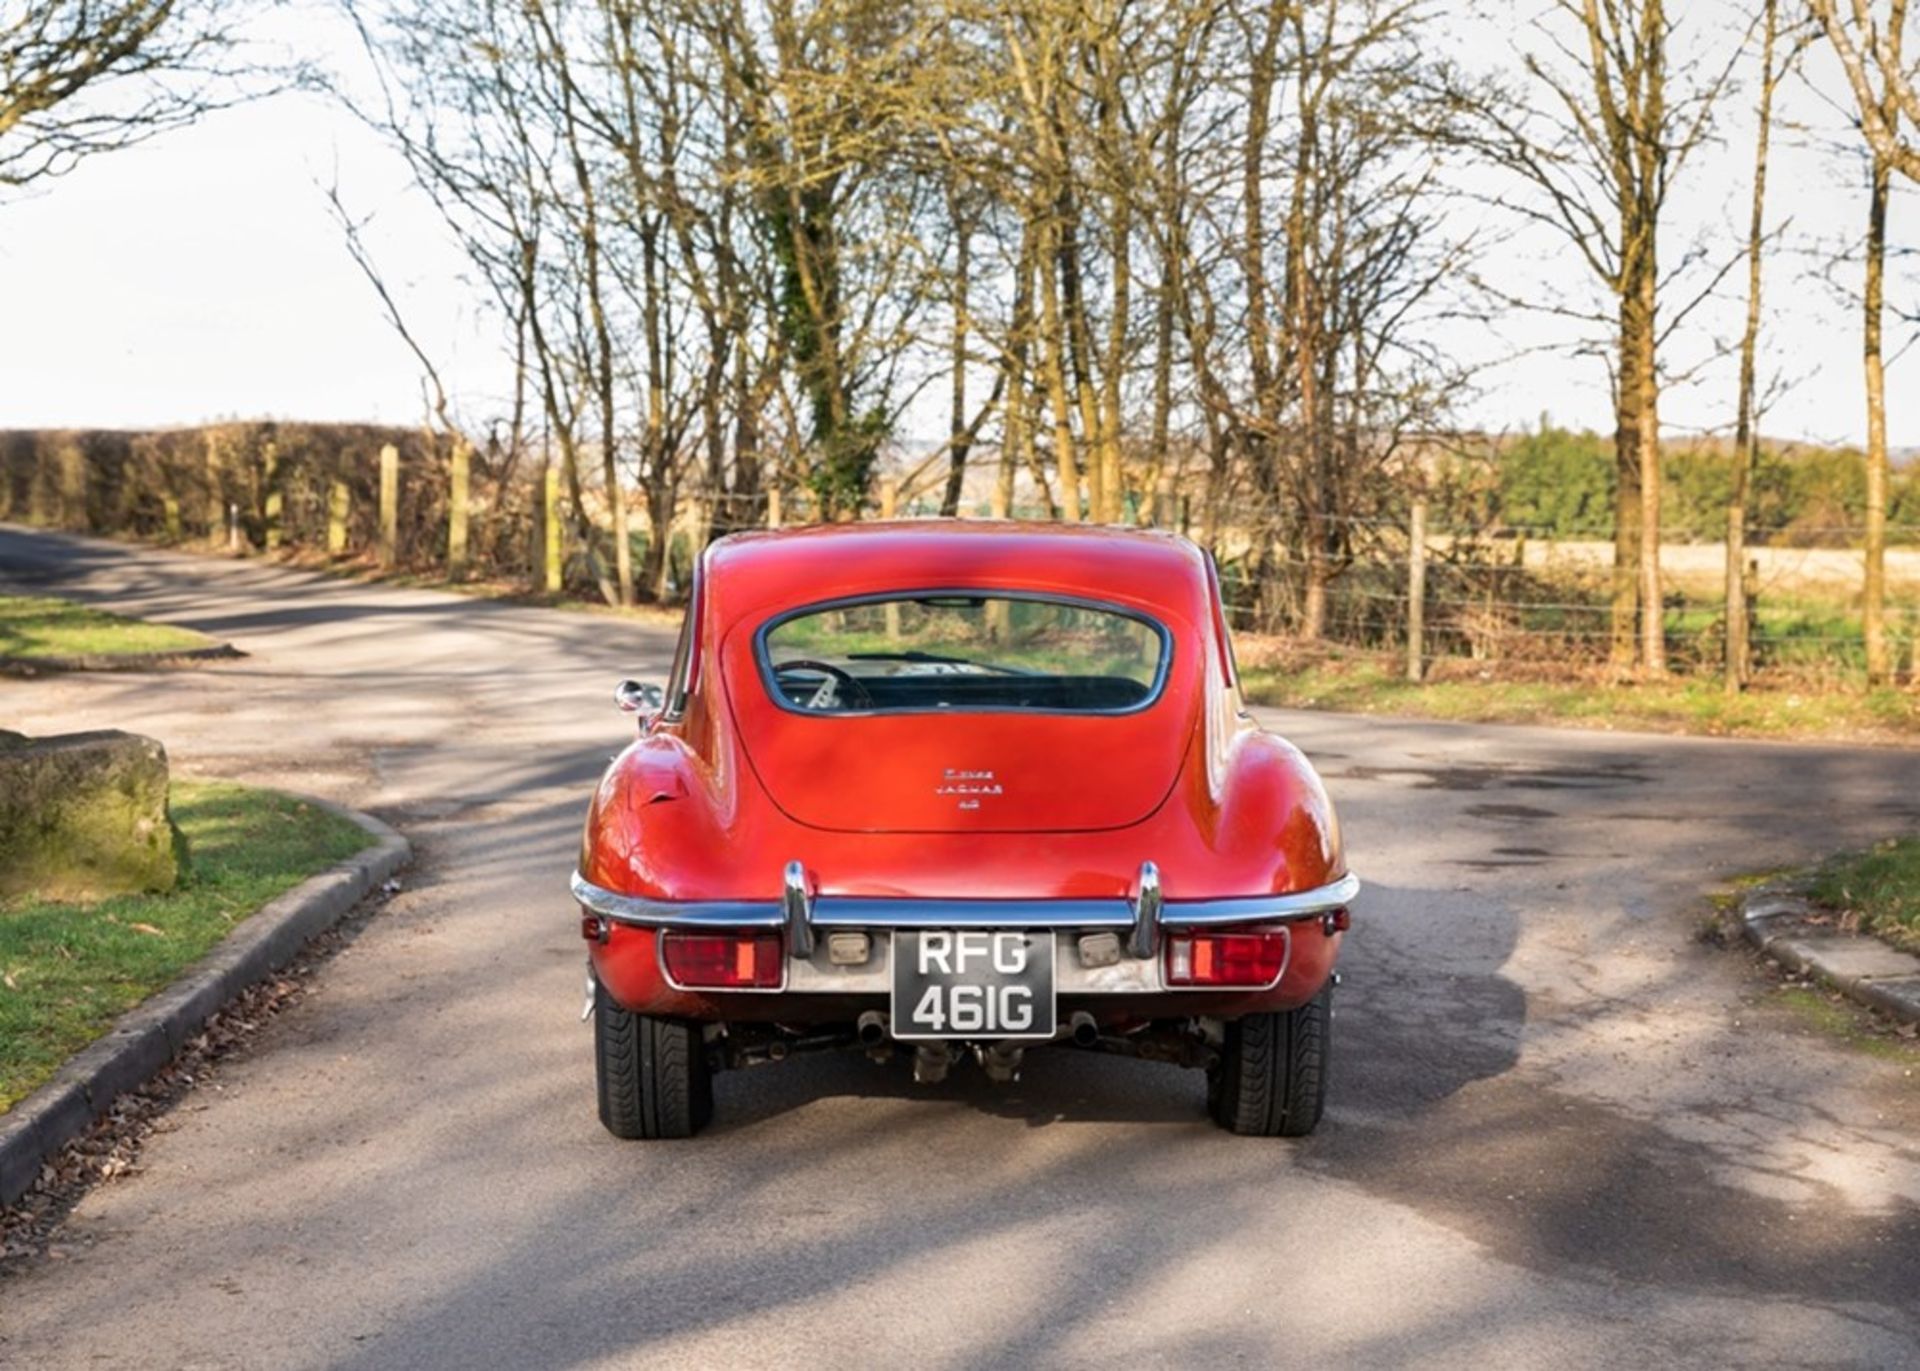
1208 983 1331 1137
594 976 713 1140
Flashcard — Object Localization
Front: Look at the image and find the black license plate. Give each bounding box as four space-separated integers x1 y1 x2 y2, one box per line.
890 931 1056 1041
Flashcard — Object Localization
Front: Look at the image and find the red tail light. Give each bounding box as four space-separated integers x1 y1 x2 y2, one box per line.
1164 930 1288 988
661 931 784 989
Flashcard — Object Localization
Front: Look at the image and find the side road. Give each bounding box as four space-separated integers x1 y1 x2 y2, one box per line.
3 523 1920 1368
0 802 408 1205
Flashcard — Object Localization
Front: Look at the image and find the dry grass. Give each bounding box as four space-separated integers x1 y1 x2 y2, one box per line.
1514 538 1920 597
1237 641 1920 744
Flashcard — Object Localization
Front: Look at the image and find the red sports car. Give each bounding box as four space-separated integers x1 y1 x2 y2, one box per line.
573 521 1356 1138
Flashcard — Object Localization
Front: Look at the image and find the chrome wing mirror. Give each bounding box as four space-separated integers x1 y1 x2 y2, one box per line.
614 679 665 715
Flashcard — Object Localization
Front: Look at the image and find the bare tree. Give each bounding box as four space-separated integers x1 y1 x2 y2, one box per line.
1461 0 1736 672
1829 1 1912 685
1 1 265 188
1811 0 1920 179
1185 0 1472 636
1810 0 1911 683
1726 0 1787 693
313 0 1595 646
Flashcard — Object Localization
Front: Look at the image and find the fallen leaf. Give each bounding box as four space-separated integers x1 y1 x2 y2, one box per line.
128 923 165 937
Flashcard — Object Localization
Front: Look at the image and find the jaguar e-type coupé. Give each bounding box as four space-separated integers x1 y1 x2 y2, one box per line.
573 522 1356 1138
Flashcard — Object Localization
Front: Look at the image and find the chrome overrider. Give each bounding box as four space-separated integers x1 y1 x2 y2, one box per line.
571 862 1361 961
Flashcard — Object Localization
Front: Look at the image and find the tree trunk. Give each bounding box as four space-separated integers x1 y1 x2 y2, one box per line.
1000 229 1035 521
1057 198 1106 523
1611 288 1646 667
1099 186 1130 524
1727 0 1777 694
603 448 632 607
650 477 679 602
1036 212 1081 520
541 451 563 594
448 437 471 581
733 335 764 533
941 215 972 518
641 466 676 600
1301 510 1330 641
1636 0 1669 676
1638 262 1666 674
557 64 631 607
1865 146 1892 684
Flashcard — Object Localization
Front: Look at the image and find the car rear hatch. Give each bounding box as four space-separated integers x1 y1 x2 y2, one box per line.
723 604 1198 833
730 706 1195 833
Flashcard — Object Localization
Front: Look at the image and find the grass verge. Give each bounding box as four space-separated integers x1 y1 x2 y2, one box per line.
0 593 216 660
1772 985 1918 1059
1806 838 1920 957
0 781 372 1112
1239 649 1920 744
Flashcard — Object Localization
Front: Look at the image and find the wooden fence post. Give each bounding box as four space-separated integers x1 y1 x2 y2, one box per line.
542 462 563 593
1742 554 1760 677
262 440 282 552
203 432 223 538
986 474 1013 638
327 478 350 555
448 438 470 581
1152 476 1177 529
687 493 711 592
653 506 680 602
1724 505 1749 692
881 477 901 640
379 443 399 567
1407 500 1427 684
767 486 783 529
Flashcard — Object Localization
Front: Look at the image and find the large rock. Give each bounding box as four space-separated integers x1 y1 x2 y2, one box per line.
0 730 183 901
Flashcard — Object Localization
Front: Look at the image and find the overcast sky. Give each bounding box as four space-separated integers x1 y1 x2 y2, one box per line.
0 3 1913 448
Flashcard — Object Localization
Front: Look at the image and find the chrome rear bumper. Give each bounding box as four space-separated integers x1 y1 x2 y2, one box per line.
571 864 1360 956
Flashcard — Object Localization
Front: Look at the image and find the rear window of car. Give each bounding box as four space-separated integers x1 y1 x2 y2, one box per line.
757 594 1170 715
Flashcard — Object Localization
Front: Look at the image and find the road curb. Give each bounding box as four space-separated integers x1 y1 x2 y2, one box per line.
1740 890 1920 1027
0 644 244 676
0 798 408 1207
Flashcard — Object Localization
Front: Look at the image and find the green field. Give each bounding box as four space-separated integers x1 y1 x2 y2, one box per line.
0 782 372 1112
0 593 216 660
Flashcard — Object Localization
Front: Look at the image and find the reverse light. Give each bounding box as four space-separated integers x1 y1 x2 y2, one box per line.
661 931 784 990
1164 930 1288 988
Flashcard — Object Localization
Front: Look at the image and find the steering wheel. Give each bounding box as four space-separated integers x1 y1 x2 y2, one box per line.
774 659 875 711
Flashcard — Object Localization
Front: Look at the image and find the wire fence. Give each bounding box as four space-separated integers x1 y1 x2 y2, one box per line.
9 430 1915 684
1195 503 1920 683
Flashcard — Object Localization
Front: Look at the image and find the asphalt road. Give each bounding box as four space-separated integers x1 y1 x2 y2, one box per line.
3 523 1918 1369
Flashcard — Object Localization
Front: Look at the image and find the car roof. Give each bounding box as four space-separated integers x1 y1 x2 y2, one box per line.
702 520 1213 630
